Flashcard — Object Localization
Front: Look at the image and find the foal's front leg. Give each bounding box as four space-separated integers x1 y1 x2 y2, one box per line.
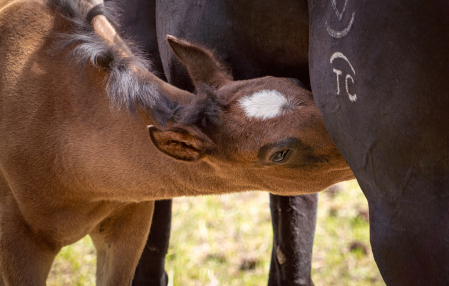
0 195 61 286
90 201 155 286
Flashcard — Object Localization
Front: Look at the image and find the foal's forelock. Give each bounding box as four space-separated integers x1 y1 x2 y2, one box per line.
172 86 225 129
49 0 178 124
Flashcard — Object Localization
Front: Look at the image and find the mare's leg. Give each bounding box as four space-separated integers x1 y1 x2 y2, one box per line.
132 200 172 286
0 195 60 285
268 194 318 286
90 201 154 286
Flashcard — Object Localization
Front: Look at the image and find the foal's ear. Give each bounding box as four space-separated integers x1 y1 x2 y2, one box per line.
148 125 215 162
167 35 233 89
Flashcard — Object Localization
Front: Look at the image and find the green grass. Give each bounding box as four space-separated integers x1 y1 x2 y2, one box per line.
166 191 272 286
312 181 385 286
47 180 385 285
48 236 96 286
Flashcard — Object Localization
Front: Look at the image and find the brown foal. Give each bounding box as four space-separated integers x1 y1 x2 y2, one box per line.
0 0 353 284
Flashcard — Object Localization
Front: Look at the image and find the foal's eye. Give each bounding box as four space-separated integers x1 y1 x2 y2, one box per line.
270 150 290 163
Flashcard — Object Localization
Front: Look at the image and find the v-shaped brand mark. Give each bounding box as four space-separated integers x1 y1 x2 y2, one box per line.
331 0 347 21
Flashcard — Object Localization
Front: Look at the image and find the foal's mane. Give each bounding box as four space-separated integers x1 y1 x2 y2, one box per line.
49 0 224 128
49 0 178 124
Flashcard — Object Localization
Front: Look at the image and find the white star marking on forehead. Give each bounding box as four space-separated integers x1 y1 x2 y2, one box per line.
239 90 297 120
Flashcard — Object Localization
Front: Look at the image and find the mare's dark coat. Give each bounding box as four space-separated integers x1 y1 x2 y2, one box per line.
308 0 449 284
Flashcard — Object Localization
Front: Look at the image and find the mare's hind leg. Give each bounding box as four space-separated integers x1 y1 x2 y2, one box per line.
268 193 318 286
90 201 154 286
0 195 60 285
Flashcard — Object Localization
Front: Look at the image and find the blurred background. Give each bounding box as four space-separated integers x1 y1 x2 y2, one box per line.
47 180 385 286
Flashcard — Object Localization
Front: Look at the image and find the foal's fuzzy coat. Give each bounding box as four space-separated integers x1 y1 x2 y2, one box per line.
0 0 353 284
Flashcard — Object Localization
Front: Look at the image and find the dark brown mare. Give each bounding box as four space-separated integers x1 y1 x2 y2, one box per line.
0 0 353 284
124 0 449 285
118 1 320 285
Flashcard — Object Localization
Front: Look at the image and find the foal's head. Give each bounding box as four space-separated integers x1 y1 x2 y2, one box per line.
150 37 353 194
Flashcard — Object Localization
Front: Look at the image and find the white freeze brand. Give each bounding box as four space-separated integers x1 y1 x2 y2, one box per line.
325 0 358 102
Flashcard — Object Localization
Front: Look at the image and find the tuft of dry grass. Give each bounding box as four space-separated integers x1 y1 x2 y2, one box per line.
47 180 385 285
